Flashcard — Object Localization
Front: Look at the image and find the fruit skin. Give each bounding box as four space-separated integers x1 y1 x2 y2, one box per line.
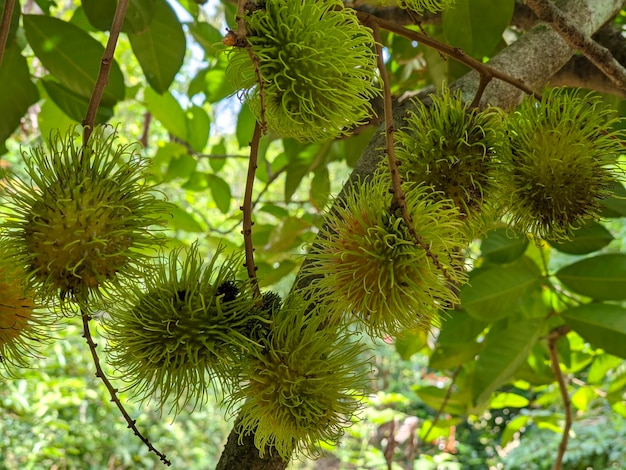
303 172 468 337
398 0 456 13
232 294 369 460
0 127 169 311
227 0 381 142
104 243 259 413
0 266 49 377
395 88 507 236
502 88 623 241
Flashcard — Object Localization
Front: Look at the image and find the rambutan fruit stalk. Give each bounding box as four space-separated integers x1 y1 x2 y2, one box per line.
398 0 456 13
104 243 260 413
227 0 381 142
0 127 169 311
304 173 468 337
232 294 369 460
0 266 51 377
502 88 624 240
395 88 506 235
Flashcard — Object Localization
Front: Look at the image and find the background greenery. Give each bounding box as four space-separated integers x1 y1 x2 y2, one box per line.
1 0 626 468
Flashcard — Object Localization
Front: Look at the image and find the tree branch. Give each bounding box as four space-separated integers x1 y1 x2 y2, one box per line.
547 328 573 470
525 0 626 92
82 0 129 145
0 0 15 68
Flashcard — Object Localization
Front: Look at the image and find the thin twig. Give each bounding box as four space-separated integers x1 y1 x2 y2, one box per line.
368 19 454 284
547 328 572 470
241 122 263 300
80 310 171 466
358 11 540 102
418 365 462 448
525 0 626 92
0 0 15 68
82 0 129 145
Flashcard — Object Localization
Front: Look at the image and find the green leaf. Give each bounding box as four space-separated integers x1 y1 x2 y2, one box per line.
571 386 596 412
415 385 470 416
395 329 428 360
164 153 197 181
169 207 204 232
501 415 530 447
562 304 626 358
310 166 330 210
461 261 541 322
472 317 544 407
209 141 227 172
438 310 488 345
548 221 613 255
35 0 54 14
41 79 112 124
38 99 77 141
186 105 210 153
257 260 297 287
481 228 528 264
442 0 515 58
23 14 125 105
203 57 237 103
490 392 530 409
236 103 256 148
188 21 224 57
429 342 483 370
0 43 39 153
128 0 185 93
556 254 626 300
265 217 310 254
82 0 156 34
600 181 626 217
144 87 188 141
206 174 231 214
587 353 623 384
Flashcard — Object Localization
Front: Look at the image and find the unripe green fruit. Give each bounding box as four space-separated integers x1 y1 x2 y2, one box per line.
0 266 49 376
233 295 369 459
398 0 456 13
502 88 623 240
0 127 169 310
305 173 467 336
104 243 258 413
227 0 381 142
395 88 506 235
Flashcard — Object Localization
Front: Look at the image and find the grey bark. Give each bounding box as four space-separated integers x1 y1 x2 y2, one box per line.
215 0 625 468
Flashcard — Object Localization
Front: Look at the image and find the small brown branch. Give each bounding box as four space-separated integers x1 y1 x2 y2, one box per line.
82 0 129 145
139 112 152 148
470 74 493 109
241 121 263 300
80 310 170 466
0 0 15 68
547 328 572 470
358 11 539 102
525 0 626 92
418 365 461 448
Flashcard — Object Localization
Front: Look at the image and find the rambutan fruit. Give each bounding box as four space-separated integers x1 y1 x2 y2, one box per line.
226 0 381 142
104 243 259 413
398 0 456 13
0 266 50 376
233 295 369 460
0 127 169 311
502 88 624 240
304 173 468 337
395 88 506 235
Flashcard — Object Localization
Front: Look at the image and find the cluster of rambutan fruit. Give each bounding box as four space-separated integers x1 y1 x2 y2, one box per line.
1 0 624 463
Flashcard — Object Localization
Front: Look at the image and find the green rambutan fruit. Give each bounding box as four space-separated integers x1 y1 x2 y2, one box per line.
233 294 369 460
0 127 169 311
502 88 624 240
227 0 381 142
304 173 468 336
0 266 51 377
398 0 456 13
395 88 506 234
104 243 259 413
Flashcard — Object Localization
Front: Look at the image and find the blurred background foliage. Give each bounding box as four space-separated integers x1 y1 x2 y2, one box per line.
1 0 626 468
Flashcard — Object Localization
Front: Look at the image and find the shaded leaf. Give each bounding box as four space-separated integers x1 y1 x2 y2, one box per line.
556 254 626 300
562 303 626 358
429 342 483 370
0 0 21 44
438 310 488 345
549 221 613 255
600 181 626 217
128 0 185 93
395 329 428 360
186 105 210 153
144 87 188 141
206 173 231 214
481 228 528 264
461 261 541 322
82 0 156 33
472 317 544 406
164 153 197 181
257 260 297 287
24 14 124 105
236 103 256 148
0 44 38 153
169 207 204 232
415 385 470 416
42 79 111 124
188 21 224 57
310 166 330 210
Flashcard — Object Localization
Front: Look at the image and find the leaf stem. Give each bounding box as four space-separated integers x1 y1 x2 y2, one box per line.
80 310 171 466
82 0 129 146
547 328 572 470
